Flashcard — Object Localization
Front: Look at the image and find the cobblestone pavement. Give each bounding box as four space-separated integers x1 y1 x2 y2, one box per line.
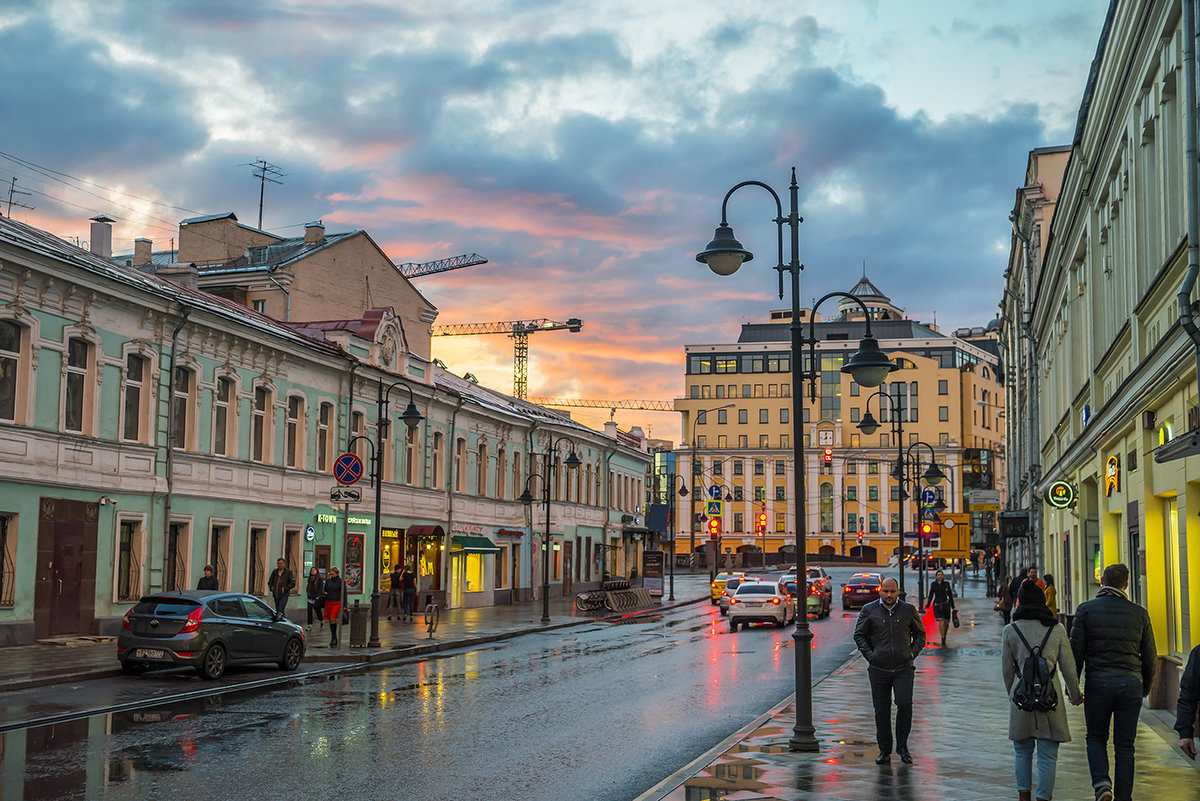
641 596 1199 801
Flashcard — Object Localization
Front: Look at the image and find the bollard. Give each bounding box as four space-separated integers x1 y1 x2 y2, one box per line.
348 599 369 647
424 598 439 639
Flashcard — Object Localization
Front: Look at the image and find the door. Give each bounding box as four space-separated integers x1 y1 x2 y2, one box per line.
241 595 284 658
315 545 331 578
51 522 85 636
562 540 573 596
511 543 521 601
35 498 98 640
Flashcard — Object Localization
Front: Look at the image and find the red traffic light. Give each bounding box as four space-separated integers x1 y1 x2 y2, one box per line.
755 511 767 534
857 532 864 544
822 447 833 465
919 522 934 536
708 517 721 538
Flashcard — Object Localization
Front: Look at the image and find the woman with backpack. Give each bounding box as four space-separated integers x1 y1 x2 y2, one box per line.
1001 581 1083 801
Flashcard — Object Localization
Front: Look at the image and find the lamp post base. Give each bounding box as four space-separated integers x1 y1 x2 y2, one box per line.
368 590 381 649
789 623 820 752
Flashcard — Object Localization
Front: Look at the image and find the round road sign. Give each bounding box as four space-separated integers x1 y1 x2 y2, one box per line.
334 453 364 485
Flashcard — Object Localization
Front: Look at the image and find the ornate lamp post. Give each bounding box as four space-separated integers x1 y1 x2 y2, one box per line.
901 441 944 611
519 436 581 623
667 474 689 601
856 389 909 599
689 403 734 580
370 380 424 648
697 168 895 753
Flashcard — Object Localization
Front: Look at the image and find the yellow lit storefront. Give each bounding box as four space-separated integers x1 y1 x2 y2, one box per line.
449 534 500 608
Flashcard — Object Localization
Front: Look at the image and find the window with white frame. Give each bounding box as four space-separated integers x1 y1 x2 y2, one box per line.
247 525 269 595
115 517 145 601
406 426 419 485
165 519 191 592
286 395 305 468
351 410 366 462
455 437 467 493
0 513 16 608
122 353 150 443
208 522 233 590
432 431 445 489
477 440 488 496
213 376 236 457
0 320 30 424
63 336 94 434
317 401 333 472
252 386 274 463
172 366 196 450
496 446 507 499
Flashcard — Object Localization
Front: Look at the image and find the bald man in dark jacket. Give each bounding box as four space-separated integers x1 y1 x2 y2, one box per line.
1070 563 1156 801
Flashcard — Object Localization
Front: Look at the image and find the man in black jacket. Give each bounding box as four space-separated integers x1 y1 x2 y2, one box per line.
853 576 926 765
1175 643 1199 760
268 558 296 616
1070 563 1156 801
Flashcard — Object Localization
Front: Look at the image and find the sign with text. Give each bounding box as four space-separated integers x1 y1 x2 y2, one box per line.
932 513 970 559
642 550 664 596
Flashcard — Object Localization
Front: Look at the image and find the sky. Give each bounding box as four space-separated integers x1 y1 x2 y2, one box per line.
0 0 1110 439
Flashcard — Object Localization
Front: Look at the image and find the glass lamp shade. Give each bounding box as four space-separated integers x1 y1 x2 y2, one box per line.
696 223 753 276
922 462 945 486
564 450 582 469
399 402 424 430
677 485 689 497
518 488 535 504
857 410 880 435
842 335 896 388
932 498 948 514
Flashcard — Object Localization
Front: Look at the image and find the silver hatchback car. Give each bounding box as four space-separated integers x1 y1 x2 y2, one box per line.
118 590 305 679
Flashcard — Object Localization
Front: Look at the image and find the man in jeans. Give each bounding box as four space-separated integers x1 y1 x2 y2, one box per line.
268 558 296 616
853 576 925 765
1070 563 1156 801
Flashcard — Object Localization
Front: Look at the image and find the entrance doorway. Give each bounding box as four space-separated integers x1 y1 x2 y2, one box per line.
315 544 331 577
562 540 573 596
35 498 98 639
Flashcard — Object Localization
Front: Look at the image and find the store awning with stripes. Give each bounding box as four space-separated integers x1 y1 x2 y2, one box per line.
451 535 500 553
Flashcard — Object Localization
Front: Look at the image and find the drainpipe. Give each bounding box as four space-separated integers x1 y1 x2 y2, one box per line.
442 396 466 603
267 266 291 321
1010 216 1041 572
160 305 190 590
1178 0 1200 403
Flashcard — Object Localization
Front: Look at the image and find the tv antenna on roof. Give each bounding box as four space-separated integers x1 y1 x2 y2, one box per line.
244 158 286 230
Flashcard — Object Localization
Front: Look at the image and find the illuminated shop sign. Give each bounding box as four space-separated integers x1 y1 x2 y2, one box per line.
1104 455 1120 497
1045 481 1076 509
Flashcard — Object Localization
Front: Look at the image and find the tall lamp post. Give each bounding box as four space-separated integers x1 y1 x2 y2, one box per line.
519 436 581 623
697 168 896 753
689 403 734 578
667 474 689 601
902 441 944 612
370 380 424 649
856 389 909 599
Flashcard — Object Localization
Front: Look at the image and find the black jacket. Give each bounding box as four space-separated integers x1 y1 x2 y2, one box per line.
928 580 955 608
322 576 343 605
269 567 295 598
1176 644 1200 739
306 574 324 601
197 575 219 590
1069 589 1156 691
854 599 925 672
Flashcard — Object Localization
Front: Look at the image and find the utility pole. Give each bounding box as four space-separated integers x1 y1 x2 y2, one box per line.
244 159 286 229
6 177 34 217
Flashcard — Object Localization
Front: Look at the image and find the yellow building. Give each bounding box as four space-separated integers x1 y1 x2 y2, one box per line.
674 277 1005 569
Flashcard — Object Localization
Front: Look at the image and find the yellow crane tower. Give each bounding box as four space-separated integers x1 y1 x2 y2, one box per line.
431 318 582 399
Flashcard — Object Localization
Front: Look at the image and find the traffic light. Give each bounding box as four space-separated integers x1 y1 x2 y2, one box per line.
708 517 721 539
822 447 833 466
919 521 934 538
857 532 864 544
756 511 767 535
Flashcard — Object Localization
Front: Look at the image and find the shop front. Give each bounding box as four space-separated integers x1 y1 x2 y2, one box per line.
402 524 445 610
493 528 526 604
449 523 500 608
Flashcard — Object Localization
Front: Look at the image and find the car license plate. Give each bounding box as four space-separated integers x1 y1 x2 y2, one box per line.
744 602 762 608
134 648 166 660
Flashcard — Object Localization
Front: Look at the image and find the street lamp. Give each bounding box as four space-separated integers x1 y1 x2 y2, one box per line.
698 168 895 753
689 402 734 580
370 380 424 648
901 441 944 611
667 474 689 601
519 436 581 623
856 389 910 600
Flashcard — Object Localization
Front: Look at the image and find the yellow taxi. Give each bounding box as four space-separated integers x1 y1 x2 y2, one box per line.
710 572 745 605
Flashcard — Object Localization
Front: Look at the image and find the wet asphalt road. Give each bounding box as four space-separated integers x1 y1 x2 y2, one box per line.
3 569 869 801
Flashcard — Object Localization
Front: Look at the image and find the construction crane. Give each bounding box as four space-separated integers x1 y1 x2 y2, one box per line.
527 398 675 412
431 318 583 399
396 253 487 279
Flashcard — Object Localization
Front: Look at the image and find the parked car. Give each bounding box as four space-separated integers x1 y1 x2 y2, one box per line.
118 590 305 679
719 576 760 615
806 567 832 595
710 572 745 605
842 572 884 610
782 576 831 618
728 582 795 630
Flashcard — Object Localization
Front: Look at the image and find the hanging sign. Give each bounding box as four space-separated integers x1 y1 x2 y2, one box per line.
1045 480 1076 509
1104 455 1120 497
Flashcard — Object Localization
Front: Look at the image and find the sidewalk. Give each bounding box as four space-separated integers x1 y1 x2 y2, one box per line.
640 595 1199 801
0 575 711 693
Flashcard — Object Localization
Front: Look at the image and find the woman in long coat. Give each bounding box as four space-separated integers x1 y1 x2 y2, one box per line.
1001 581 1083 801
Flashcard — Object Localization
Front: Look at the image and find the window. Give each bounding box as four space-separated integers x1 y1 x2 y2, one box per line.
477 440 488 496
733 460 744 475
172 366 195 450
850 433 860 447
741 384 751 398
407 427 421 485
909 383 918 422
115 518 145 601
717 434 728 447
252 386 273 463
847 460 857 475
496 446 507 500
780 408 788 424
432 432 445 489
847 512 857 531
0 320 28 423
939 432 950 446
164 520 191 592
717 409 727 424
939 406 949 422
737 434 748 447
868 486 879 501
711 459 723 476
208 523 233 590
696 410 707 426
351 410 366 462
819 483 833 532
938 379 948 395
63 337 92 433
738 409 748 424
890 485 901 501
891 513 901 533
317 402 333 471
847 486 857 501
775 485 785 501
252 299 267 314
780 434 788 447
869 513 879 533
213 377 237 457
850 382 859 397
0 514 14 608
868 461 879 474
715 385 725 399
759 434 769 447
754 486 766 501
759 409 768 424
247 525 269 595
733 512 744 532
122 354 149 442
775 516 785 533
754 459 764 475
775 461 785 475
286 395 305 468
850 407 860 422
733 486 744 501
455 438 468 493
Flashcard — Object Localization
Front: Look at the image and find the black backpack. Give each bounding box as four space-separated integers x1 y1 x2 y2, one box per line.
1011 625 1058 713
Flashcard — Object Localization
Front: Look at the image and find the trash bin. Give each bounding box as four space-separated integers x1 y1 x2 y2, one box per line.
349 600 369 648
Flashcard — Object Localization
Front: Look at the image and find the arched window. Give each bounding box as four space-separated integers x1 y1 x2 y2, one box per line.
455 437 467 493
432 431 444 489
496 446 507 500
0 319 30 424
477 440 488 496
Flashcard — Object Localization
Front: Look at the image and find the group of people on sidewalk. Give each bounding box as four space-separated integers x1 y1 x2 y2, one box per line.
852 563 1198 801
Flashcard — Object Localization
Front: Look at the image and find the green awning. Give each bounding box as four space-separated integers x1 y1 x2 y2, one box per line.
452 535 500 553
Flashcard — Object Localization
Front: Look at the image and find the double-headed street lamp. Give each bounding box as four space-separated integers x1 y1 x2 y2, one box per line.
667 473 689 601
697 168 895 753
856 389 910 599
901 441 944 611
690 402 734 576
370 380 424 649
519 436 581 623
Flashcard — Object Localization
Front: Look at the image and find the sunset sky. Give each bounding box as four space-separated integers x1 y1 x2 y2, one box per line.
0 0 1109 438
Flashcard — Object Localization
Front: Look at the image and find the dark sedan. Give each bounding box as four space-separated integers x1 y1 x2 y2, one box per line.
118 590 305 679
841 572 883 610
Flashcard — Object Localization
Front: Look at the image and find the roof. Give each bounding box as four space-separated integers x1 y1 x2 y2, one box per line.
289 308 391 342
196 231 358 275
737 319 944 344
848 275 888 300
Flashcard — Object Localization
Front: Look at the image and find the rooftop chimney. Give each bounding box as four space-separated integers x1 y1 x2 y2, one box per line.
304 220 326 245
155 263 199 292
133 238 153 267
89 215 115 259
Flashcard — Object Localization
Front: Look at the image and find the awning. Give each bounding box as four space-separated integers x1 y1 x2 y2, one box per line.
405 525 444 539
452 535 500 553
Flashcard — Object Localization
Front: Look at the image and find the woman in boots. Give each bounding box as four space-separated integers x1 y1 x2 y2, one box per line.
305 567 324 630
1001 581 1083 801
322 567 343 648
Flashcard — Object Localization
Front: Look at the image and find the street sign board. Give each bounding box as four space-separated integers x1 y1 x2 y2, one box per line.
333 453 364 485
920 488 937 505
967 489 1003 512
932 513 970 558
708 485 723 500
704 500 723 517
330 486 363 503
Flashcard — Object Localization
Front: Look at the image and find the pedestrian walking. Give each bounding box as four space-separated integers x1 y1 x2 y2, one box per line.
1043 573 1058 619
305 567 324 630
928 569 956 647
386 565 402 619
853 576 925 764
401 565 417 621
1070 563 1156 801
1002 581 1084 801
197 564 219 590
268 558 295 616
322 567 343 648
996 575 1014 624
1176 643 1199 761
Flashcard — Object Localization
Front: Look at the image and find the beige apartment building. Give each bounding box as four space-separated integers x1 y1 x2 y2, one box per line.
674 277 1005 568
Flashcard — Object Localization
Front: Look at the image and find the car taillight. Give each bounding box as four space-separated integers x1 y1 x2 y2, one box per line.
722 590 729 597
843 586 851 593
122 608 132 630
711 582 718 588
179 606 202 634
770 597 781 605
729 598 737 604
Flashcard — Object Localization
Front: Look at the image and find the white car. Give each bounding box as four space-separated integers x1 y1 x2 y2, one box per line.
728 582 795 631
718 576 760 615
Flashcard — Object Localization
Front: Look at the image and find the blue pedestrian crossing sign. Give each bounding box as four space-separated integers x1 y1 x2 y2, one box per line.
705 500 723 517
